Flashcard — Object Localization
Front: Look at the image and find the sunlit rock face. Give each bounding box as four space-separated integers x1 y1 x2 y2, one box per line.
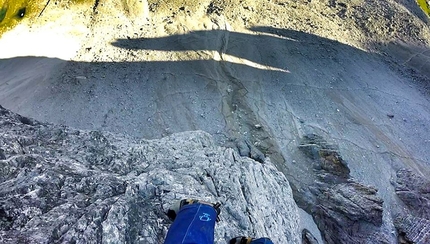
0 106 300 243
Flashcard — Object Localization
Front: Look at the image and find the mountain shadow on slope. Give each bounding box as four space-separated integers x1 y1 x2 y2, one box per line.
1 27 429 243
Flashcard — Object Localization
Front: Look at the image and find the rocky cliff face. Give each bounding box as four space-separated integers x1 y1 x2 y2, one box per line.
0 106 300 243
1 106 430 244
393 169 430 244
297 134 387 243
1 0 430 243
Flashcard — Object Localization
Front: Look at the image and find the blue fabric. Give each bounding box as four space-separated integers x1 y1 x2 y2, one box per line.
250 237 274 244
164 204 216 244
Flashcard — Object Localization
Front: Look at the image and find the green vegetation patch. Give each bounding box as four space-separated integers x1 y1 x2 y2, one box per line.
0 0 96 37
0 0 37 37
0 7 6 22
417 0 430 15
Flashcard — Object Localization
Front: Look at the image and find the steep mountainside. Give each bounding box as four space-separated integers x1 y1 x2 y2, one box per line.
1 0 430 243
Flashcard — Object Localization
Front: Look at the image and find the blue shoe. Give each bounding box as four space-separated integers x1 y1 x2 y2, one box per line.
167 199 221 221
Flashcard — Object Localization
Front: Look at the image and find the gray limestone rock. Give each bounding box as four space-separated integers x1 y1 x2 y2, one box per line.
298 134 350 178
235 139 266 164
297 134 385 244
0 106 300 243
394 168 430 220
302 229 319 244
394 215 430 244
393 168 430 243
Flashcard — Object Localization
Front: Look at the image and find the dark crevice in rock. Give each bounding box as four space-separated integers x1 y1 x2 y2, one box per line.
17 115 33 126
92 0 100 13
0 208 14 231
0 148 5 160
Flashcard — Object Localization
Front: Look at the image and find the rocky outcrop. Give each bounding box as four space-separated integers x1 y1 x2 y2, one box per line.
297 134 386 244
393 168 430 244
394 215 430 244
394 168 430 220
235 139 266 164
302 229 319 244
0 106 300 243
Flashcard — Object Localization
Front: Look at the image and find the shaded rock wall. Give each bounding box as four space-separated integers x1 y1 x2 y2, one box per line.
0 106 300 243
297 134 388 243
393 168 430 244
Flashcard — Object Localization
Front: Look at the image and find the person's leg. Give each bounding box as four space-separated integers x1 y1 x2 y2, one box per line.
250 237 274 244
164 203 217 244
